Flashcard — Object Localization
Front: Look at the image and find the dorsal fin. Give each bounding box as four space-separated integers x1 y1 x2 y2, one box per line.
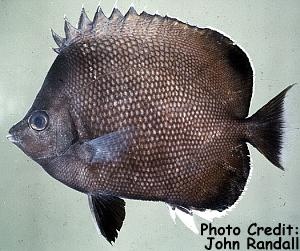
51 6 192 54
50 6 253 117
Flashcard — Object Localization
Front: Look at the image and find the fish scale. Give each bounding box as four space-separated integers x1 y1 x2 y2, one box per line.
64 31 239 203
67 58 242 204
8 7 293 243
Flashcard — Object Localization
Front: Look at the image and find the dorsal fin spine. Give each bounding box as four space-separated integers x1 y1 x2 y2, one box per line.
52 47 61 54
109 8 123 20
125 6 138 18
64 18 80 41
78 7 92 30
51 29 65 47
92 7 108 27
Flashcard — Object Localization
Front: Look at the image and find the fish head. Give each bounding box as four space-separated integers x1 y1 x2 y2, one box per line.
7 56 77 165
7 106 76 164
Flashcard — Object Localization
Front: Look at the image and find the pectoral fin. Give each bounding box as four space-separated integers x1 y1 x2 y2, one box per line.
88 194 126 244
79 127 134 163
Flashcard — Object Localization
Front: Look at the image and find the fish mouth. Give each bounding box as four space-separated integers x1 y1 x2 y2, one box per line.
6 133 19 144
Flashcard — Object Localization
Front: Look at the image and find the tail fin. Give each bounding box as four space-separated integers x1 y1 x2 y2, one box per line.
246 85 294 170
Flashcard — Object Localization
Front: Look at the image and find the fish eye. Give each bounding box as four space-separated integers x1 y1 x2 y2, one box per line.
28 111 49 131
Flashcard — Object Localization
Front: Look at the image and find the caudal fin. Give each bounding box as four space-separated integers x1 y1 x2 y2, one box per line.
246 85 294 170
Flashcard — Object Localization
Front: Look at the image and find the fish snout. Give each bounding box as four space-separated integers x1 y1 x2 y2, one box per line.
7 121 25 145
6 133 17 143
6 130 20 145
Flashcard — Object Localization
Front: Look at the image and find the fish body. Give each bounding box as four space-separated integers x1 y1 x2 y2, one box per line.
7 7 293 243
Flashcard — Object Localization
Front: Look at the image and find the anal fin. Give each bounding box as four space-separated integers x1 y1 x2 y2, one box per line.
166 143 251 232
88 194 125 244
202 142 250 211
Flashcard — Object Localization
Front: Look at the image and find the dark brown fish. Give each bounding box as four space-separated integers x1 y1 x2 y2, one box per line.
7 7 293 243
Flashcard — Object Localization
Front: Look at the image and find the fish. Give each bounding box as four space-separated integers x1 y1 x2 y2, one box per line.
7 6 293 243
